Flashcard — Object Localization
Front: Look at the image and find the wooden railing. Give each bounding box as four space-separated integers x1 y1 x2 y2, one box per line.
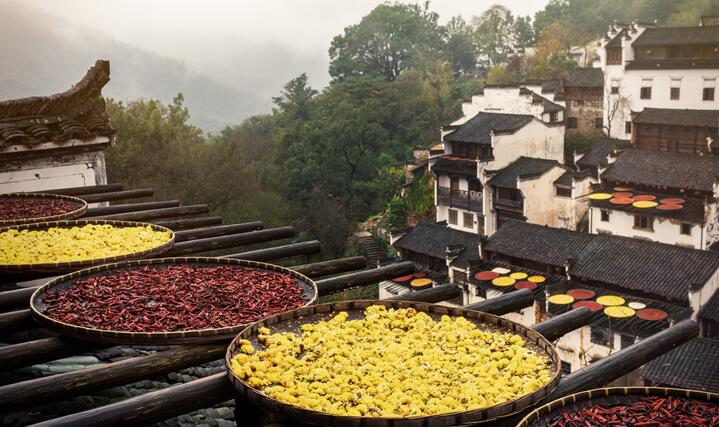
437 187 483 212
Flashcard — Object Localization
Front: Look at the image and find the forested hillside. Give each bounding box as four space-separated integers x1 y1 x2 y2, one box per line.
106 0 719 256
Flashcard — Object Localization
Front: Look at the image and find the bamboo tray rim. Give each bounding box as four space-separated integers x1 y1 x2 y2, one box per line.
0 192 88 226
516 386 719 427
0 219 175 272
30 257 318 345
226 299 562 426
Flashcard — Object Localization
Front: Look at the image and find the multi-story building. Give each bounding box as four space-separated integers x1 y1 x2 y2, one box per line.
598 20 719 142
588 148 719 249
559 68 605 136
0 60 115 192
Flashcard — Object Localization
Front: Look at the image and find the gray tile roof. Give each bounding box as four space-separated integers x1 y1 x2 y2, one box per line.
700 290 719 323
601 149 719 193
633 26 719 46
553 170 591 188
443 112 534 145
393 222 481 268
565 68 604 88
431 156 477 178
641 337 719 393
633 108 719 128
575 139 629 170
487 157 561 189
626 58 719 70
485 220 719 302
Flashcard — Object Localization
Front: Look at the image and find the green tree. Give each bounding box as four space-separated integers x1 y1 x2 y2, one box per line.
513 15 535 48
329 2 445 81
472 5 516 65
445 15 477 76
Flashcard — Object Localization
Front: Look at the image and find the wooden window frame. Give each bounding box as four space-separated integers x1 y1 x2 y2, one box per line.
448 209 458 225
463 212 474 229
634 213 654 231
600 210 610 222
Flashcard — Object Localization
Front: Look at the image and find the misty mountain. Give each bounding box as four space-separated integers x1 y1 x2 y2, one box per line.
0 2 269 132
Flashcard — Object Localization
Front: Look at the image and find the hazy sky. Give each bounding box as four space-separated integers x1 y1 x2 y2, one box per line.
20 0 549 99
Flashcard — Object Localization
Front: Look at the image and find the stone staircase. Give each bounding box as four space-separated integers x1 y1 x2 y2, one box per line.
354 231 386 268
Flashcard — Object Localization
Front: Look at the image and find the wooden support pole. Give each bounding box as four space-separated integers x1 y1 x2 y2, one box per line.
165 227 296 257
291 256 366 278
90 205 209 221
36 184 124 196
386 284 461 303
175 222 264 243
547 319 699 400
463 289 534 316
223 241 322 262
84 200 181 217
0 287 35 311
153 216 222 230
0 308 33 334
80 188 154 204
0 337 104 372
532 307 593 341
315 262 414 296
29 373 233 427
0 343 227 410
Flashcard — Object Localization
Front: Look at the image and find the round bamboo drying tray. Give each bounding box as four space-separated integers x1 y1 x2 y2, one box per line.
516 387 719 427
0 219 175 275
0 192 87 226
30 257 318 345
226 300 561 426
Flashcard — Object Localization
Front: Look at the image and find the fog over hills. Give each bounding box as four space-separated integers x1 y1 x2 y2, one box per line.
0 2 268 132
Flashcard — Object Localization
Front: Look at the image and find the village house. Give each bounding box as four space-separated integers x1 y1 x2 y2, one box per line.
0 60 114 193
558 68 605 136
588 148 719 249
598 19 719 143
472 220 719 373
640 336 719 393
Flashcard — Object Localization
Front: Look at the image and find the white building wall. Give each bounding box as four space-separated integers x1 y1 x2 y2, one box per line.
589 206 704 249
485 121 565 170
691 268 719 319
457 87 566 125
519 167 567 229
0 150 107 193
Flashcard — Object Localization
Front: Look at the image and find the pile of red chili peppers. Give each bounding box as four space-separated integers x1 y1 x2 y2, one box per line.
42 264 308 332
0 198 82 221
548 396 719 426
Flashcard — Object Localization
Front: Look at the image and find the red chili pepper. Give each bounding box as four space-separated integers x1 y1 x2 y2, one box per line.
43 264 307 332
0 198 82 220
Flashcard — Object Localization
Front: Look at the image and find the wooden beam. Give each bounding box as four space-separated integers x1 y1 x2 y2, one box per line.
81 188 154 204
532 307 593 341
29 373 233 427
0 308 33 334
291 256 366 278
165 227 296 257
153 217 222 230
84 200 180 217
0 337 104 372
463 289 535 316
0 287 35 311
385 284 461 303
0 343 226 410
223 241 321 262
90 205 209 221
315 262 414 296
547 319 699 400
175 222 264 243
36 183 123 196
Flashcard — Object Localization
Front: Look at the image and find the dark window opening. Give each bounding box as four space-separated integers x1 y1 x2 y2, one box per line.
463 212 474 229
634 214 654 230
549 111 558 122
591 325 612 346
475 285 486 298
670 87 680 100
607 48 622 65
555 186 571 198
611 86 619 95
704 87 715 101
561 361 572 376
621 334 634 349
681 222 692 235
448 209 458 225
625 121 632 134
567 117 578 129
594 118 603 129
640 87 652 100
601 210 610 222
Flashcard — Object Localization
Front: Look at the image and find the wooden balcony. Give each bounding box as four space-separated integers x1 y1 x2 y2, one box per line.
437 186 483 213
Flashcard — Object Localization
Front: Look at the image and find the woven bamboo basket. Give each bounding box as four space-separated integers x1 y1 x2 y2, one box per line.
226 300 561 427
30 257 318 345
0 192 87 226
516 387 719 426
0 219 174 275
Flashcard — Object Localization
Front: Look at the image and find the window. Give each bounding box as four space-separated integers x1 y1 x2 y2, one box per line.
610 79 620 94
448 209 458 225
591 325 612 346
704 79 716 101
566 117 578 129
450 177 460 191
640 79 652 99
634 214 654 230
670 78 681 100
549 111 558 122
607 48 622 65
561 361 572 376
601 210 610 222
625 121 632 134
594 117 603 129
573 99 585 107
555 186 572 198
463 212 474 229
681 222 692 235
475 286 486 298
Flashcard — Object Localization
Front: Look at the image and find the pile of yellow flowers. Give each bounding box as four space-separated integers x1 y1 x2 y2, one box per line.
0 224 172 264
230 305 552 418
